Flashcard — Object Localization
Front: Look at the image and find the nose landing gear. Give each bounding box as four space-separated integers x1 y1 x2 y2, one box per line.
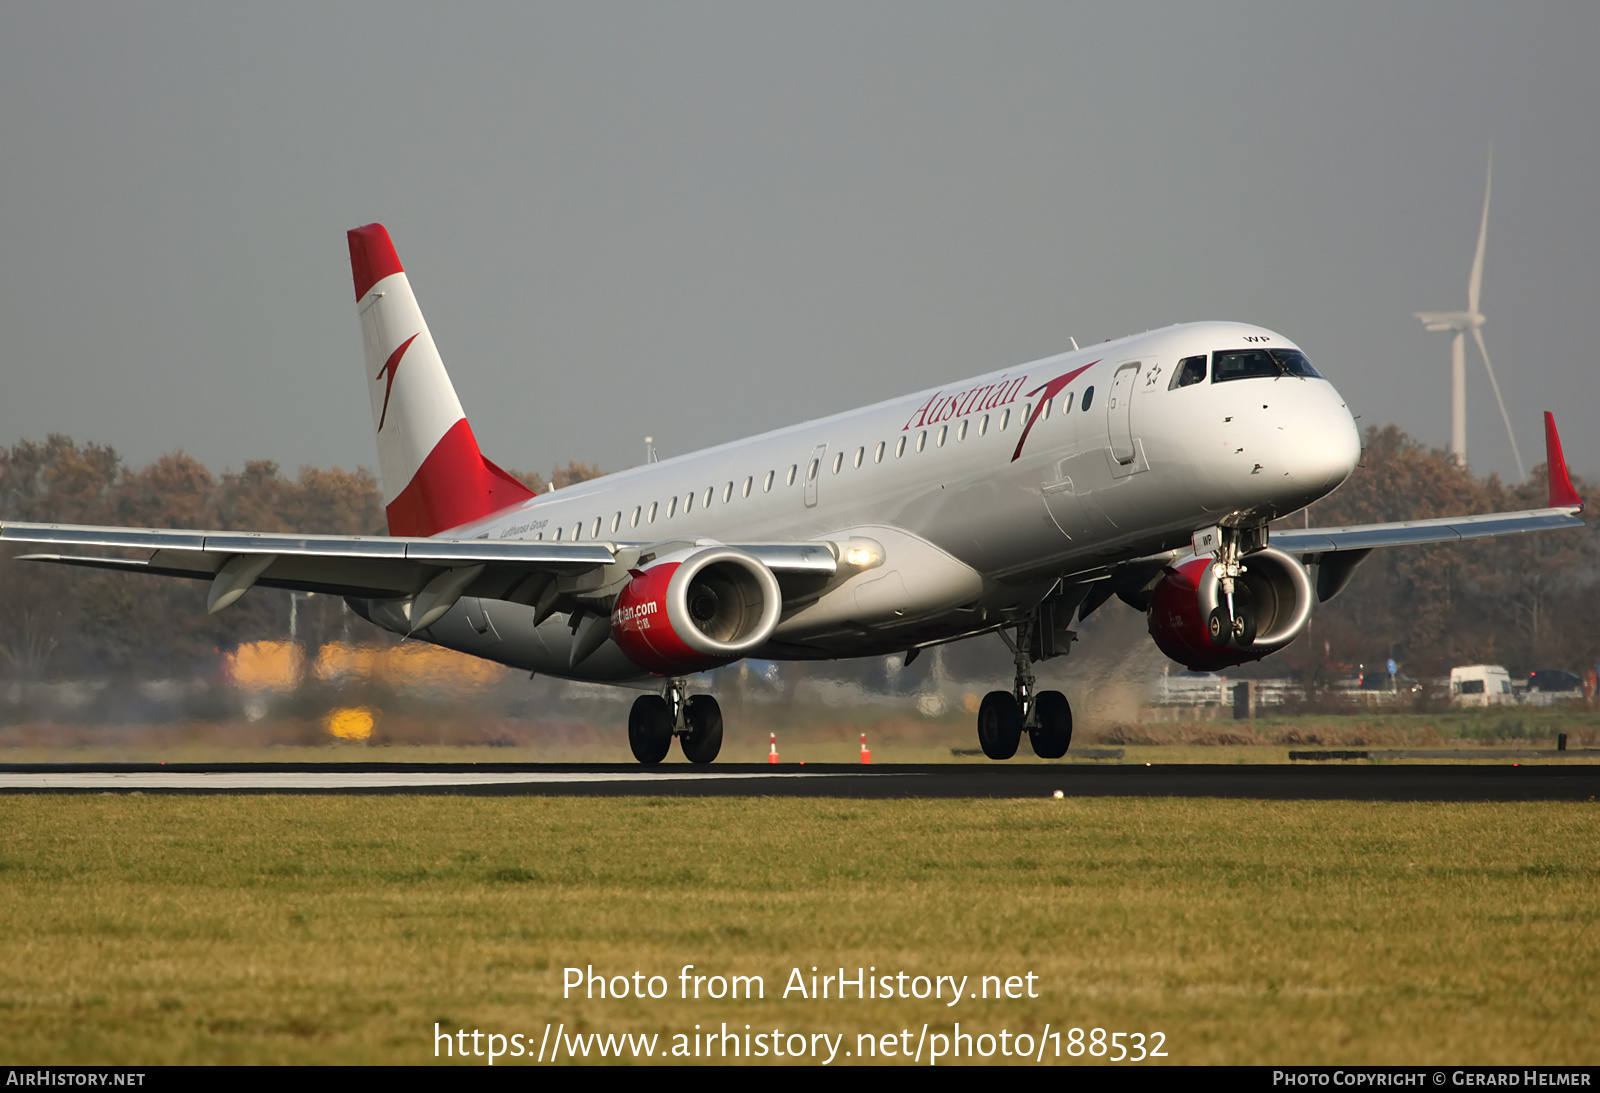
628 678 724 764
976 614 1074 760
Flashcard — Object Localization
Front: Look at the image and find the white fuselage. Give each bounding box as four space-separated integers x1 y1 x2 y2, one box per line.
405 321 1360 681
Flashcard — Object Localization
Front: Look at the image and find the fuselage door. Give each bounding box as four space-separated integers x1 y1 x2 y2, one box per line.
1107 362 1141 463
804 444 826 508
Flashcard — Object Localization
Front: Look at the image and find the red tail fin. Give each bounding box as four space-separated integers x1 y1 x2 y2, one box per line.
347 223 536 537
384 420 537 537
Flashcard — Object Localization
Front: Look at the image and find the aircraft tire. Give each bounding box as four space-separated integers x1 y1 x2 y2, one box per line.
1030 690 1073 758
1207 606 1230 645
977 691 1022 760
628 695 674 764
1233 608 1258 647
680 694 724 764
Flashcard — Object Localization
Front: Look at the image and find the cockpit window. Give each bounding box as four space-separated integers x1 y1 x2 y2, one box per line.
1268 348 1322 378
1212 347 1323 383
1169 355 1207 389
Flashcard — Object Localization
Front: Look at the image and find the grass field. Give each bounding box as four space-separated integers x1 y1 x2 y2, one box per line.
0 794 1596 1065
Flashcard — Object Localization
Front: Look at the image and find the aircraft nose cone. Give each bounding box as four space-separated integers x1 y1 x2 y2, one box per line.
1285 396 1361 493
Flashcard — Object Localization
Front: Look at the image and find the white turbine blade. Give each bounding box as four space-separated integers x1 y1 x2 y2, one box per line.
1471 325 1524 479
1468 149 1491 315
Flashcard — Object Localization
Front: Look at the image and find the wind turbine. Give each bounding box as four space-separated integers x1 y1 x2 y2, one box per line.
1414 150 1525 478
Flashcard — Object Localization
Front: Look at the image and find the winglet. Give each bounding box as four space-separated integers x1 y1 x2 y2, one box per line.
1544 412 1583 511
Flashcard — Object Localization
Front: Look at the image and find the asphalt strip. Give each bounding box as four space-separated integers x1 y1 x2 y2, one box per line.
0 764 1596 800
0 770 865 791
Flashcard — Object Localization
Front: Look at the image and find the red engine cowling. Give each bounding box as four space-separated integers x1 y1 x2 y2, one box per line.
1147 546 1314 671
611 547 783 675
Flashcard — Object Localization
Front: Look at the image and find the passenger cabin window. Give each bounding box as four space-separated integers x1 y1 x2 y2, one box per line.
979 414 989 436
611 512 621 533
874 441 885 463
1063 392 1075 413
832 452 843 474
1081 387 1094 412
957 419 968 441
764 471 774 492
936 425 947 447
1170 355 1207 389
554 526 563 540
743 476 753 498
667 496 677 519
631 506 641 528
895 436 907 458
788 464 798 486
724 482 734 502
853 446 864 469
648 502 658 523
999 409 1010 430
704 486 714 508
1212 348 1323 383
806 459 818 482
591 517 601 538
916 430 927 452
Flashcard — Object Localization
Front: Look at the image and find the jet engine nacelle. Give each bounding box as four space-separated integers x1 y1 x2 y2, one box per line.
610 547 783 675
1146 546 1314 671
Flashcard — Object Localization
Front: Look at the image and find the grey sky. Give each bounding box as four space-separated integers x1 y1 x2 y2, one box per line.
2 3 1596 490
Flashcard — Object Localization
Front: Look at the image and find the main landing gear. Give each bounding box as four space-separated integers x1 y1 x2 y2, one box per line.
628 678 723 765
976 615 1073 760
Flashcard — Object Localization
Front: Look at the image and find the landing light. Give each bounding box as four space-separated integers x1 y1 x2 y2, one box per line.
846 547 881 568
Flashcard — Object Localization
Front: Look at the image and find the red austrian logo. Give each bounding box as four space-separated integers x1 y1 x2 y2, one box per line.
375 334 419 431
901 363 1097 461
903 375 1027 432
1009 362 1095 462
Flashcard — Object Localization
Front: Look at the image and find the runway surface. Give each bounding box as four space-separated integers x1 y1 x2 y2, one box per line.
1 762 1596 800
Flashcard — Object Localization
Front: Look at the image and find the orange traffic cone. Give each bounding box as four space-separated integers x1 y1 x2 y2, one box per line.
860 733 872 764
768 732 780 764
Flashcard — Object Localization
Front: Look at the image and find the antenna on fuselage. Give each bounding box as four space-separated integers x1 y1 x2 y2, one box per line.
1069 337 1079 351
645 436 658 463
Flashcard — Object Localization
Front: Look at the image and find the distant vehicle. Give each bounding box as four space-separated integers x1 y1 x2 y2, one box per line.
1450 665 1514 707
1527 669 1583 693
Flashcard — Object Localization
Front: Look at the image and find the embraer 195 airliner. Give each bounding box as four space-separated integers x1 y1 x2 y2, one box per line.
3 225 1585 762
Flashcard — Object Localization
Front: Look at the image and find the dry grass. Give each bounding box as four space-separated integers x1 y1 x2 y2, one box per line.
0 795 1596 1065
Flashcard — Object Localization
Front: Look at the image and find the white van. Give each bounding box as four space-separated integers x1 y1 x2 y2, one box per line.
1450 665 1515 707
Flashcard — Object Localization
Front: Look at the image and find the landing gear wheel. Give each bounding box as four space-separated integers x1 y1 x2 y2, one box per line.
628 695 673 764
1208 605 1258 648
1207 606 1230 646
977 691 1023 760
1030 690 1073 758
680 694 724 764
1232 609 1257 647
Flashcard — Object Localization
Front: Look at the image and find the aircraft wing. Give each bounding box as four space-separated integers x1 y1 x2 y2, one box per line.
1273 506 1583 555
0 521 838 613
